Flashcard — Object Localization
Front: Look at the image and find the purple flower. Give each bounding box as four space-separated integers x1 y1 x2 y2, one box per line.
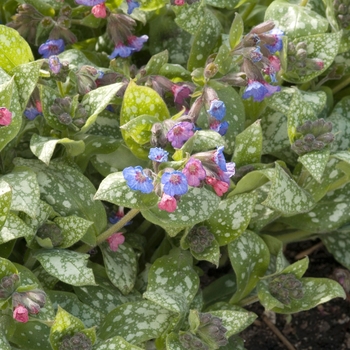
207 100 226 120
149 147 169 162
167 121 194 149
182 158 206 187
48 55 61 74
75 0 105 5
127 35 148 52
126 0 140 14
24 107 42 121
122 166 154 193
250 46 263 63
218 162 236 184
209 120 229 136
172 84 192 106
161 171 188 196
213 146 227 172
242 79 280 102
38 39 65 58
109 43 134 59
265 28 284 54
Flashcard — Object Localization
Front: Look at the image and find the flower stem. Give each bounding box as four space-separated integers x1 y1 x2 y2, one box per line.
332 75 350 95
299 0 309 6
75 208 140 254
56 81 65 97
237 294 259 307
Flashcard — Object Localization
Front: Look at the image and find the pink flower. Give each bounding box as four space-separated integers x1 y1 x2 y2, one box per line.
158 193 177 212
206 177 229 196
92 3 107 18
182 158 206 187
35 101 42 113
106 232 125 251
13 305 29 323
0 107 12 126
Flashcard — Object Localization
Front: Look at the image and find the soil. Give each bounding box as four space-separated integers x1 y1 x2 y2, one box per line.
240 240 350 350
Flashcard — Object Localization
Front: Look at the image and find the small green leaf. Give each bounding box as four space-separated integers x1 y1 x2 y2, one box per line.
206 193 257 245
228 230 270 304
229 12 244 49
144 50 169 76
98 300 175 343
0 25 34 73
298 149 330 183
139 0 167 11
35 249 96 286
159 64 191 80
0 257 17 279
174 2 205 35
234 120 263 167
100 241 137 295
0 213 33 245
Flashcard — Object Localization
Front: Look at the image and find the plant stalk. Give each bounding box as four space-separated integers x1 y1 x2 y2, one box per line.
238 295 259 307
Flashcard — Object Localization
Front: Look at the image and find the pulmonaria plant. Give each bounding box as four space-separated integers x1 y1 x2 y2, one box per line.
0 0 349 349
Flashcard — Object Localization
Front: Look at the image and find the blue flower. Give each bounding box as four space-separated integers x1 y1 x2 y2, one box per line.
24 107 42 121
127 35 148 52
210 120 229 136
242 79 280 102
161 171 188 196
38 39 65 58
149 147 169 162
213 146 227 172
250 46 263 63
126 0 140 14
108 43 134 59
123 166 154 193
75 0 105 5
48 55 61 74
265 28 284 54
207 100 226 120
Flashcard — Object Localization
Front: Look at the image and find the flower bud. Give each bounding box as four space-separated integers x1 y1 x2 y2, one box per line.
59 5 72 17
58 113 73 125
37 222 64 247
197 312 228 348
316 132 334 143
187 226 215 253
0 274 20 299
333 268 350 293
303 134 315 144
269 273 304 305
59 332 93 350
13 305 29 323
204 62 219 79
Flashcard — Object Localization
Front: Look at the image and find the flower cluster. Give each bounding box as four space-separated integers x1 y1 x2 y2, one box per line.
59 332 93 350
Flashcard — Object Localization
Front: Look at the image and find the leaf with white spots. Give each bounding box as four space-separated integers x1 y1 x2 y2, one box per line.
262 162 314 216
187 10 222 71
205 192 257 246
95 171 159 209
173 2 206 35
13 158 107 245
298 149 330 183
282 257 309 279
264 1 329 38
228 230 270 304
141 187 221 237
54 215 93 249
120 114 160 145
189 237 220 267
35 249 96 286
50 306 96 350
58 49 96 69
12 60 42 110
120 81 170 159
166 332 187 350
234 120 263 167
139 0 167 11
228 12 244 49
206 0 239 9
282 32 342 84
159 64 191 81
144 248 199 312
0 257 17 280
0 213 33 245
0 25 34 73
48 290 102 328
100 241 137 295
30 134 85 165
0 180 11 231
9 321 51 350
144 50 168 76
79 82 124 134
322 232 350 270
93 336 144 350
98 300 175 343
181 130 226 155
33 265 59 290
0 330 10 350
214 43 234 75
202 273 236 308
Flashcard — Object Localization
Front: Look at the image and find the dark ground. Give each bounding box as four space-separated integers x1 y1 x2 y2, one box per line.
240 240 350 350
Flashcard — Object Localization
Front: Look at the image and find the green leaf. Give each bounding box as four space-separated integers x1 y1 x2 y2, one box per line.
159 64 191 80
298 149 330 183
282 32 342 84
181 130 226 155
0 257 17 279
139 0 167 11
229 12 244 49
50 306 96 350
0 180 11 231
120 81 170 159
234 120 263 167
34 249 96 286
100 241 137 295
264 1 329 38
13 158 107 244
98 300 175 342
322 231 350 269
0 25 34 73
94 171 159 209
141 187 221 237
79 82 124 134
93 336 144 350
174 3 205 35
0 213 33 245
30 134 85 165
144 50 169 76
189 238 220 267
48 290 102 328
206 0 240 8
261 234 289 274
206 193 257 246
144 249 199 312
228 230 270 304
59 49 96 69
262 162 314 216
187 10 222 71
0 329 10 350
